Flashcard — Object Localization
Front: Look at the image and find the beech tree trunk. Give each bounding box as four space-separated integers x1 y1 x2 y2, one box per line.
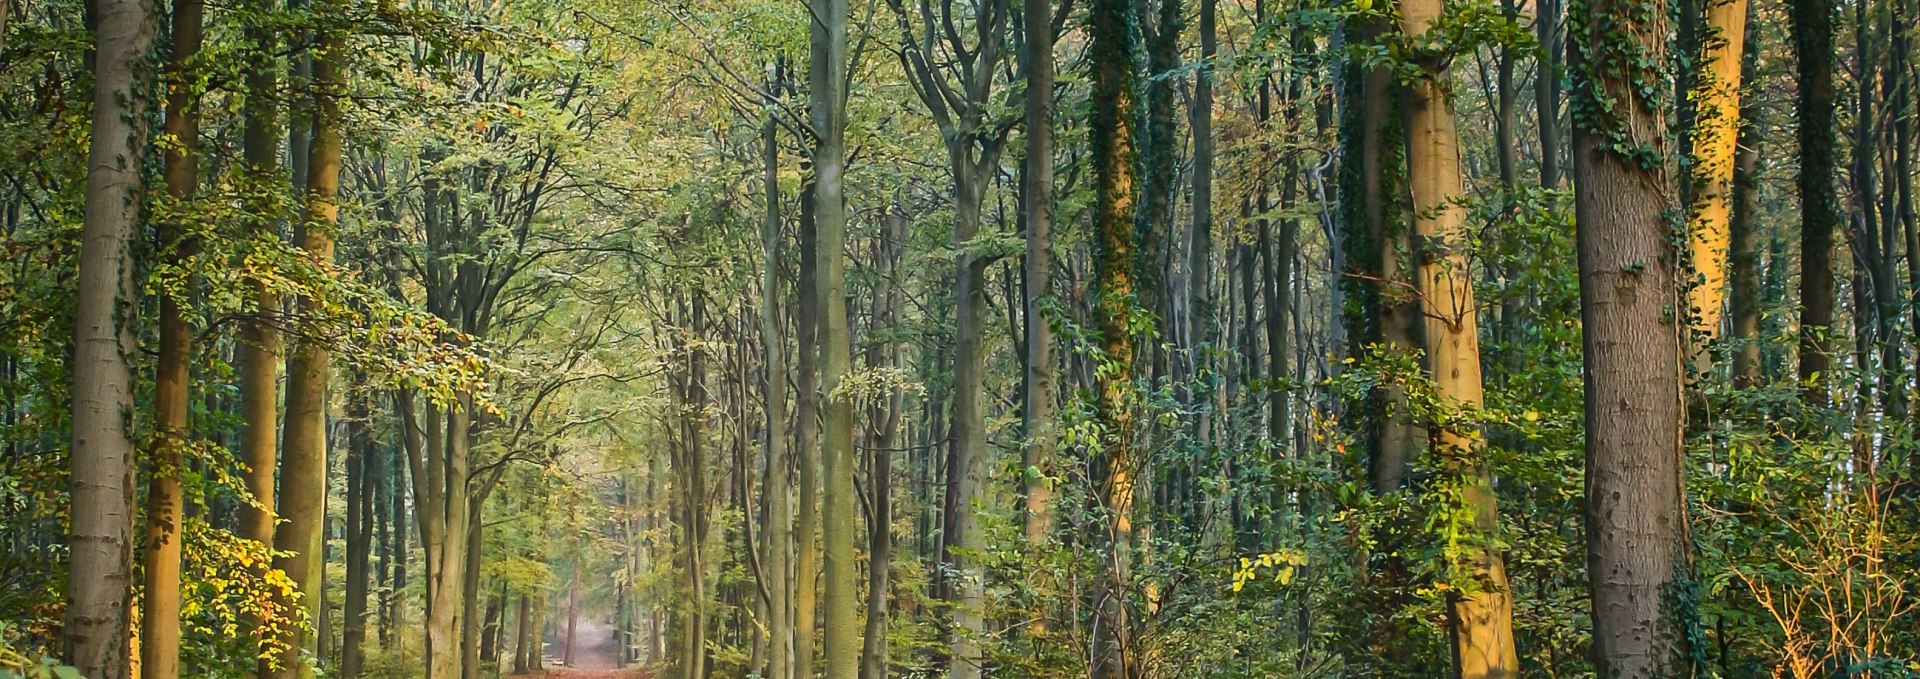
141 0 202 672
1685 0 1749 359
66 0 154 672
1022 0 1058 553
1397 0 1519 672
759 78 795 679
809 0 860 667
265 18 343 678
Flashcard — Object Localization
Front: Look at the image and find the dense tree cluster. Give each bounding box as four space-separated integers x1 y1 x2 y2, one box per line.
0 0 1916 673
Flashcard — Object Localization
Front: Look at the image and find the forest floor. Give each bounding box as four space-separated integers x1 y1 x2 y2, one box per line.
517 619 650 679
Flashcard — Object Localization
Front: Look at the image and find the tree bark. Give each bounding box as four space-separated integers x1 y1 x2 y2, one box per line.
266 19 343 678
1397 0 1519 672
759 76 795 679
141 0 202 671
809 0 860 667
1087 0 1139 670
1728 23 1764 387
1684 0 1749 361
1022 0 1058 562
1569 0 1690 670
1793 0 1838 403
66 0 154 672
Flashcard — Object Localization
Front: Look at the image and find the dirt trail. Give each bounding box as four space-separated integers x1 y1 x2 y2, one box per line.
517 618 649 679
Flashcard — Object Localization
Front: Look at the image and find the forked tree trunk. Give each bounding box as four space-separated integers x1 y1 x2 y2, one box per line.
758 71 795 679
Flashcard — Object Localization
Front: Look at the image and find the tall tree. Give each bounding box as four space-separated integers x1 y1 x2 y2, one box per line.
1086 0 1139 671
142 0 204 672
759 68 794 679
1727 16 1764 387
808 0 860 669
1396 0 1518 671
1021 0 1058 558
266 15 344 677
1684 0 1749 360
1793 0 1837 402
1569 0 1689 671
887 0 1014 672
66 0 155 673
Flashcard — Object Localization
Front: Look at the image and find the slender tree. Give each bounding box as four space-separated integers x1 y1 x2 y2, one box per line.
1793 0 1837 402
141 0 203 671
1396 0 1518 671
266 16 344 677
1087 0 1139 670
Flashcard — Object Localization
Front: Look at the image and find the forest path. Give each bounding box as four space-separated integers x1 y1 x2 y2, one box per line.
518 619 648 679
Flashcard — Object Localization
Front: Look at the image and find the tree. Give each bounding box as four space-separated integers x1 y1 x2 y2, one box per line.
809 0 861 670
1086 0 1139 671
1793 0 1837 402
66 0 155 673
141 0 204 672
267 14 345 677
1569 0 1689 671
1395 0 1518 671
1684 0 1749 361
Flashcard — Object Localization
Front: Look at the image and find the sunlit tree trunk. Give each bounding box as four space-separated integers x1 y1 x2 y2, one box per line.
1684 0 1748 364
1569 0 1689 670
237 0 284 596
66 0 154 672
141 0 201 671
1397 0 1519 672
265 18 342 678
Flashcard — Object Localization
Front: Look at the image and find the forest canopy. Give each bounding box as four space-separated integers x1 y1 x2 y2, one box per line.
0 0 1915 673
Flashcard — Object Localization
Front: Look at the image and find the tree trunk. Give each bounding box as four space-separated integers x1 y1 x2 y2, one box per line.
795 182 822 679
1537 0 1563 186
343 383 374 678
810 0 860 667
1793 0 1838 403
1087 0 1139 670
1022 0 1058 562
266 20 343 677
66 0 154 672
861 213 905 679
1398 0 1520 673
514 594 532 674
141 0 202 672
759 76 795 679
237 0 284 612
1728 21 1764 387
565 565 580 668
1684 0 1749 361
1569 0 1690 670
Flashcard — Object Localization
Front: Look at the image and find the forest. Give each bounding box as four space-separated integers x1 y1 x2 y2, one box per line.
0 0 1914 669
